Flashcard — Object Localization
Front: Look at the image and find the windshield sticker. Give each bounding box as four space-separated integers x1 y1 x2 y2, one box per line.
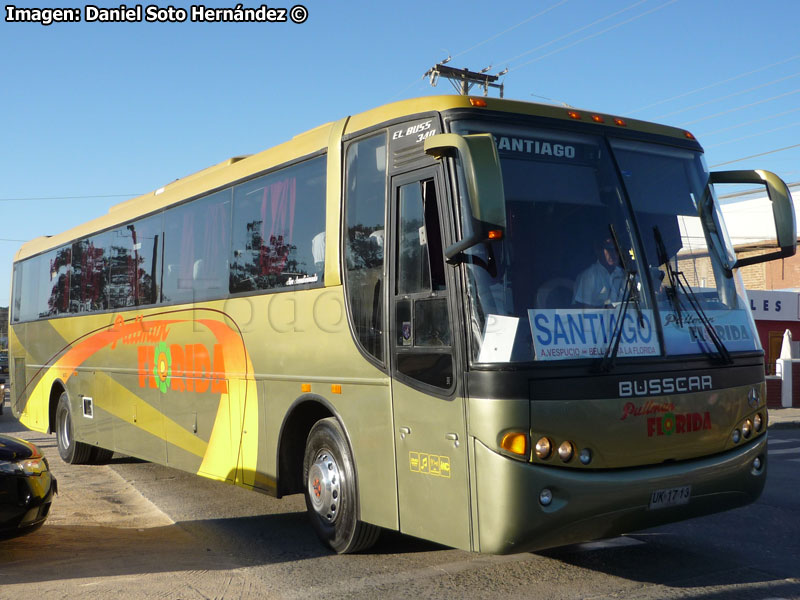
661 309 757 354
529 309 660 361
477 314 519 363
491 135 598 164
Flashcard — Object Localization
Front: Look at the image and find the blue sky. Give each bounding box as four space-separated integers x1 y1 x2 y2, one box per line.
2 0 799 305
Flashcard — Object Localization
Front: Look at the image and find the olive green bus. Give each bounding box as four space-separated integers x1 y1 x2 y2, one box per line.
10 95 796 553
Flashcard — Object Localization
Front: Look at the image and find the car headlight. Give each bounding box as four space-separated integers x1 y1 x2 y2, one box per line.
0 457 48 476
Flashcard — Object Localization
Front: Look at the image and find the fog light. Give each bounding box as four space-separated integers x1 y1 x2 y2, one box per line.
539 488 553 506
535 437 553 460
754 413 763 432
579 448 592 465
742 419 753 439
732 429 741 444
558 441 574 462
753 456 763 471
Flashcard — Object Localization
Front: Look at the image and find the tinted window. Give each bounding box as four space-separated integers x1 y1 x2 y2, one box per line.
71 232 110 313
162 189 231 304
230 156 326 293
344 134 387 362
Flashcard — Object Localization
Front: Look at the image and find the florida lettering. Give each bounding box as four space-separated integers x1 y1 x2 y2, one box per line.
138 343 228 394
647 412 711 437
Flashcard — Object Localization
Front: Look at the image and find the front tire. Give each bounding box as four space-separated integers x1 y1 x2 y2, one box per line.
303 417 379 553
55 392 93 464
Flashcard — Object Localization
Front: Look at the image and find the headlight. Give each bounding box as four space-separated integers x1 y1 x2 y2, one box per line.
0 457 48 476
535 437 553 460
558 441 574 462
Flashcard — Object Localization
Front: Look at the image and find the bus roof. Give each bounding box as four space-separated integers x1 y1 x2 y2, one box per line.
14 95 694 262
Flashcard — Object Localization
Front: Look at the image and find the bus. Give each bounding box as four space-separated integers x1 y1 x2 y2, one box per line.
9 95 796 554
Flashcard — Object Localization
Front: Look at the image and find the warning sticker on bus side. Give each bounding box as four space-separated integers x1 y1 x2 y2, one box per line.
409 451 451 478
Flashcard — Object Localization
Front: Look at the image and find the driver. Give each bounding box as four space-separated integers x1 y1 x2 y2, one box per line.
573 236 625 307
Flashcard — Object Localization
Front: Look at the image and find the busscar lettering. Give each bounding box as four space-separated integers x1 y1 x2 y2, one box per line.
619 375 713 397
5 5 81 25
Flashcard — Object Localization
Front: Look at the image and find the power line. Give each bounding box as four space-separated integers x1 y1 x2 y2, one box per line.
680 88 800 126
506 0 679 74
709 143 800 168
0 193 139 202
453 0 571 61
695 105 800 138
704 121 800 149
653 71 800 120
497 0 649 66
626 53 800 115
389 1 571 100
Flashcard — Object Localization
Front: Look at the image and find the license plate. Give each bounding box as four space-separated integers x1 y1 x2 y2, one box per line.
649 485 691 510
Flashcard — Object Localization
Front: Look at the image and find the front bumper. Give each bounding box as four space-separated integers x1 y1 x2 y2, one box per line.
0 470 57 538
473 433 766 554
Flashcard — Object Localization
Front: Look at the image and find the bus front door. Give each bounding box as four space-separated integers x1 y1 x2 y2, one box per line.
390 171 471 551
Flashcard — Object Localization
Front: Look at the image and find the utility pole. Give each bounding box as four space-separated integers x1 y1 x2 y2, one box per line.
424 62 508 97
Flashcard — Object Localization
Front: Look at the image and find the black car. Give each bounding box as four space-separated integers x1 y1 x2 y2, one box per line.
0 434 57 538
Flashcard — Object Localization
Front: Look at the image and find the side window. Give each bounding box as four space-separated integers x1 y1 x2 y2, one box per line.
344 133 388 362
162 189 231 304
105 214 162 309
71 232 110 313
394 178 453 389
230 156 326 293
43 247 71 317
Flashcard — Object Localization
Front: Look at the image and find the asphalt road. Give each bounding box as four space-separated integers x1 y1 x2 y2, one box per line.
1 407 798 599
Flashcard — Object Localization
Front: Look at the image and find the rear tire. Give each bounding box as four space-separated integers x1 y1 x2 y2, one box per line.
55 392 93 464
303 417 379 553
89 446 114 464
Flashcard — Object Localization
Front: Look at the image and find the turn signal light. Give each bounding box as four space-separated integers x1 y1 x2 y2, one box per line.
488 229 504 240
500 432 529 456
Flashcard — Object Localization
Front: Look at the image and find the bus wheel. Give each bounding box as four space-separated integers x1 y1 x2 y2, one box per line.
55 392 93 464
303 417 379 553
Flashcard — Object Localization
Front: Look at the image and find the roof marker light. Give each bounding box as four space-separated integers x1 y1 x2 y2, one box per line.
591 115 605 123
567 110 582 120
684 131 696 140
613 118 627 127
470 98 488 107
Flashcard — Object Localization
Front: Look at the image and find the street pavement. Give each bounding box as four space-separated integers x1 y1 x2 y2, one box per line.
768 406 800 428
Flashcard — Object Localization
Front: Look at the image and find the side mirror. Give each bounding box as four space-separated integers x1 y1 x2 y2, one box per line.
710 169 797 268
424 133 506 260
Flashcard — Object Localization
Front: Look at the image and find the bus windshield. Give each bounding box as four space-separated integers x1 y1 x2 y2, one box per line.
450 120 759 364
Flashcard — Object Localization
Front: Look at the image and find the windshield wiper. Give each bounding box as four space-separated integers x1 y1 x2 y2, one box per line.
654 226 683 326
595 225 645 372
653 226 732 365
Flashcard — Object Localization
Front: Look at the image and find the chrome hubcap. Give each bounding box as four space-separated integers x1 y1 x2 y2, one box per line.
307 451 341 523
60 410 71 449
